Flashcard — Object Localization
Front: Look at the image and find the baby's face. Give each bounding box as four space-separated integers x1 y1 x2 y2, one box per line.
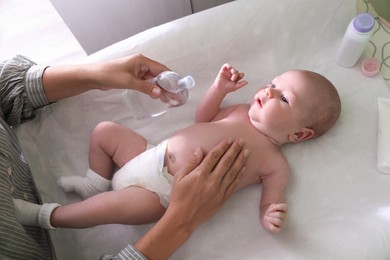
248 71 314 141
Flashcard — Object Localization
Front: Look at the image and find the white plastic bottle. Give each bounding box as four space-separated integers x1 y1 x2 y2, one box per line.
335 12 375 68
122 71 195 119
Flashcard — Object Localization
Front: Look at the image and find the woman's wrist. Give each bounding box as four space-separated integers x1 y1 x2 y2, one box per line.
134 208 195 260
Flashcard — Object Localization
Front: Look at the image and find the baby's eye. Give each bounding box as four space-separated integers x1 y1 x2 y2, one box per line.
266 82 275 88
281 95 289 103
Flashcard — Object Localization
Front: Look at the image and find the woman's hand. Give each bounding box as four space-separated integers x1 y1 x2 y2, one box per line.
43 54 169 102
169 138 249 228
90 54 170 98
135 138 249 260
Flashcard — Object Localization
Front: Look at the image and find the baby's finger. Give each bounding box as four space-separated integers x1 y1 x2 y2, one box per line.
221 63 232 73
265 216 285 229
271 203 288 213
269 226 283 233
230 68 240 81
235 80 248 89
237 72 245 81
269 217 284 226
265 221 283 233
267 211 286 221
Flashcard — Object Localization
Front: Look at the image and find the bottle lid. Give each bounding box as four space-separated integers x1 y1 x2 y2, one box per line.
353 13 375 33
361 57 380 77
178 76 195 91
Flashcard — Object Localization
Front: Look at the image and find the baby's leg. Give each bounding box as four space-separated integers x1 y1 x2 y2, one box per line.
89 121 148 179
58 121 148 198
51 187 166 228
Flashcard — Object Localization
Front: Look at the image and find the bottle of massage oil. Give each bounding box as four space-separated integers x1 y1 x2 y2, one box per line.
123 71 195 119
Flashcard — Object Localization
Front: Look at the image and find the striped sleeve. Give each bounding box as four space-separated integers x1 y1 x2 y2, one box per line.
0 117 51 259
0 55 52 258
101 244 147 260
0 55 49 126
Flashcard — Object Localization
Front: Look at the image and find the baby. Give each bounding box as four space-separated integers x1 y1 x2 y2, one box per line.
14 64 341 233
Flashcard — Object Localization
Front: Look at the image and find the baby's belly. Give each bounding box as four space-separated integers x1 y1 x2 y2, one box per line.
163 122 262 188
165 123 225 175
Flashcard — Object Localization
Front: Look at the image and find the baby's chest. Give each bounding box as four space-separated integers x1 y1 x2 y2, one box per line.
244 144 284 178
235 150 278 190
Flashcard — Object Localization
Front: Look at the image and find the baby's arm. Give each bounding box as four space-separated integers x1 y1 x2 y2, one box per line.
259 170 289 233
195 64 248 123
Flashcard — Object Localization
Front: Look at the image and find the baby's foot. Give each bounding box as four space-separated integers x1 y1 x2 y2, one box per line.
57 170 111 199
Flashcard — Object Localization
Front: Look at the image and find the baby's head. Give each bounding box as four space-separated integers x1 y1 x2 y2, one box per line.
248 70 341 145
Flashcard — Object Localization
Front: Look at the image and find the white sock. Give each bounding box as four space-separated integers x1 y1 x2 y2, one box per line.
38 203 61 229
57 169 111 199
13 199 60 229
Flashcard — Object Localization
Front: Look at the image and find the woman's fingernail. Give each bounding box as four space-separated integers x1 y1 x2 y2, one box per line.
152 87 161 96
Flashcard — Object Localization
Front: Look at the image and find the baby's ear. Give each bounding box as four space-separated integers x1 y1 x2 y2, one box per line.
288 127 314 143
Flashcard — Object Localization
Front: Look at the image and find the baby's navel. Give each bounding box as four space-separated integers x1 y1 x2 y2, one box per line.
168 153 176 163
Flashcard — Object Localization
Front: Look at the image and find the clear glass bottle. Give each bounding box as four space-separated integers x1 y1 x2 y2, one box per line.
122 71 195 119
335 12 375 68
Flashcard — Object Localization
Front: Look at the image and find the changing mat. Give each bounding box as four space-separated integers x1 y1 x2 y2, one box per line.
14 0 390 259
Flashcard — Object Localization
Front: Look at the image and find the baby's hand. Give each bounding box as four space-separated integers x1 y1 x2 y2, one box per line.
213 64 248 93
263 203 288 233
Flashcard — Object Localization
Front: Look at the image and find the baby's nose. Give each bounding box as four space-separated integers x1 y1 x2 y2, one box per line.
266 87 275 98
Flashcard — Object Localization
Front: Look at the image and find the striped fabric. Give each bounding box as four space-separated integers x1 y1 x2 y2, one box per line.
101 245 147 260
0 55 48 126
0 55 51 259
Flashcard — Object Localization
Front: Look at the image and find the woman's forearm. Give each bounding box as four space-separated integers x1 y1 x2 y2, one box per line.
42 65 97 103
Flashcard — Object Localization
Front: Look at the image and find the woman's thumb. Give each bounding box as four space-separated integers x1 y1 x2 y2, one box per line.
135 79 162 98
175 147 204 180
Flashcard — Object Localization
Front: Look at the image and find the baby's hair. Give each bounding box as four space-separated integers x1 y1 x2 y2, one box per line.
296 70 341 138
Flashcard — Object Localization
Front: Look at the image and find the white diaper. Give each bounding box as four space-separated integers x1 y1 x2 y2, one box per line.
111 139 173 207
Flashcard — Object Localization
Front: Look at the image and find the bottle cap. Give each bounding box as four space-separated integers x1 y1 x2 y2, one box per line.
361 57 380 77
353 13 375 33
178 76 195 91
